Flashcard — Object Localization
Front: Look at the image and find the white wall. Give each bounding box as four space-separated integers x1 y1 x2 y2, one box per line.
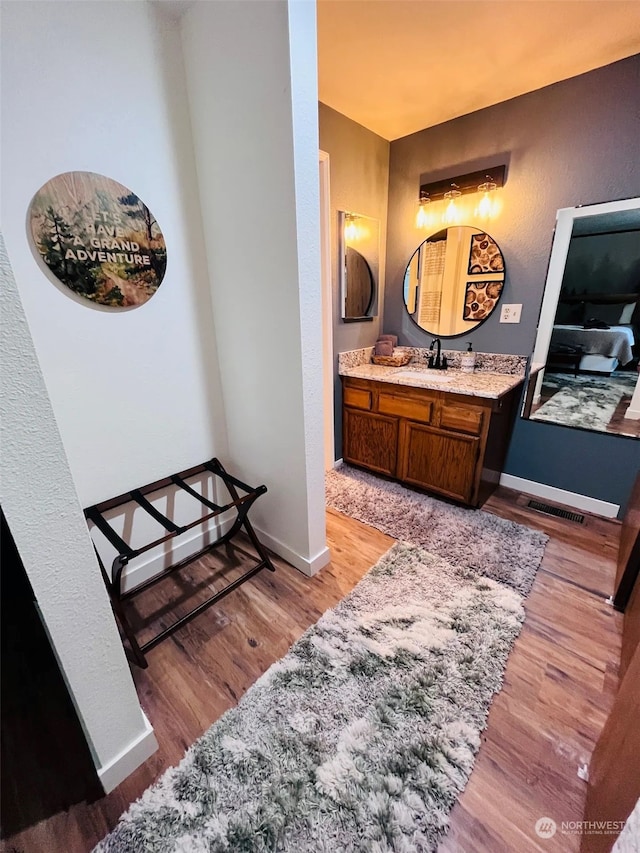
0 233 157 792
0 0 228 790
1 1 227 509
1 0 328 794
181 0 328 575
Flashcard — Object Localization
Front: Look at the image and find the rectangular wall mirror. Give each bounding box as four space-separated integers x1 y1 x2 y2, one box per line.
338 211 379 322
522 196 640 438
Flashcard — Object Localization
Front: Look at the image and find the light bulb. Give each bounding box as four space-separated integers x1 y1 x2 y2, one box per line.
475 192 493 219
416 193 432 229
475 177 498 220
442 198 459 225
442 185 461 225
344 216 358 242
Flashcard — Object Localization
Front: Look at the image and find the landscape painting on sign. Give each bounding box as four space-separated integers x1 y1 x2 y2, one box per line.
29 171 167 308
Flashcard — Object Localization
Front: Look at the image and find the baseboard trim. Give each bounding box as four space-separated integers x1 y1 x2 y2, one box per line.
120 514 332 586
334 458 344 469
625 405 640 420
120 515 235 593
499 473 620 519
253 524 331 577
97 711 158 794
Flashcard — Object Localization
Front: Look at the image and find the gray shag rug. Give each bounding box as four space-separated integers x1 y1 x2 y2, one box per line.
613 797 640 852
326 465 548 596
531 371 637 433
96 542 527 853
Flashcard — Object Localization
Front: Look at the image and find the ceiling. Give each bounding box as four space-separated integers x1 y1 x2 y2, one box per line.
317 0 640 141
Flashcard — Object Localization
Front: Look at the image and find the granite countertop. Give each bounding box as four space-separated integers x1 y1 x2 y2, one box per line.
339 362 525 400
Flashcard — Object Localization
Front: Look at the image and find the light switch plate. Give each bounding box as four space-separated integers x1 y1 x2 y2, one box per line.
500 303 522 323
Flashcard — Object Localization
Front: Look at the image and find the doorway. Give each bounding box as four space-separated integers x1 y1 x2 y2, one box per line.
319 150 335 470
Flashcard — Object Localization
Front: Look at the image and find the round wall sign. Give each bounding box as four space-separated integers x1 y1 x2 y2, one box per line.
29 171 166 308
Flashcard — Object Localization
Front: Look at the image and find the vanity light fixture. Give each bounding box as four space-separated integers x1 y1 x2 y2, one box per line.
344 213 359 243
418 165 506 227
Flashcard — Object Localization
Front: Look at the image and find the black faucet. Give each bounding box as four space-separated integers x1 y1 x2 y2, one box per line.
428 338 448 370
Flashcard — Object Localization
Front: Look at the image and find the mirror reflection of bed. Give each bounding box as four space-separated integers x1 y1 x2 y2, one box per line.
531 292 640 436
524 197 640 439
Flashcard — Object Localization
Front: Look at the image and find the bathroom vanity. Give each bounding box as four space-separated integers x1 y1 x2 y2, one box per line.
340 352 525 507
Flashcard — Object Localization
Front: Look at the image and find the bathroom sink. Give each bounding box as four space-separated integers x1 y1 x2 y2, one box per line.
393 369 454 382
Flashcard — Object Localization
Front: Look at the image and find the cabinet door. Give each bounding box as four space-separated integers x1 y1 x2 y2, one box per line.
343 408 398 476
399 421 479 504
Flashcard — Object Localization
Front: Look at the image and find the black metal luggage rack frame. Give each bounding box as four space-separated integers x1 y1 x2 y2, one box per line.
84 458 275 668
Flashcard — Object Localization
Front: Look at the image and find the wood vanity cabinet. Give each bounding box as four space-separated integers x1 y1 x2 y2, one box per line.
342 376 522 506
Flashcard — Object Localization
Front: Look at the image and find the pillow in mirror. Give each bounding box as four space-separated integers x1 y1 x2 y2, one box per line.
555 300 585 325
619 301 637 324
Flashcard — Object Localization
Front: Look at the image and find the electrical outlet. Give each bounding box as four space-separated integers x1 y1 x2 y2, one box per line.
500 303 522 323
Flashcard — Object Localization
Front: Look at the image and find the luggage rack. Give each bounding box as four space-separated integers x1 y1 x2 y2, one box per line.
84 458 275 668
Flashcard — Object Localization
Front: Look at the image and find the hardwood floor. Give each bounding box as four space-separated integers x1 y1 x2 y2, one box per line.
440 491 622 853
1 487 623 853
610 394 640 437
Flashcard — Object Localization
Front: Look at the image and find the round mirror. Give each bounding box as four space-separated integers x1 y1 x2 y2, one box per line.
344 247 374 318
403 226 505 336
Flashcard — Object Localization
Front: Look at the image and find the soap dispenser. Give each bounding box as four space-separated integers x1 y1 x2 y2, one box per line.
461 342 476 374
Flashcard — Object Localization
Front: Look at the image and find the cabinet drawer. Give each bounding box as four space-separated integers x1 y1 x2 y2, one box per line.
378 391 433 424
440 403 484 435
344 386 372 411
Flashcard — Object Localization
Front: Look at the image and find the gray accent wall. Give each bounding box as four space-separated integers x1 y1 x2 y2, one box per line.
384 55 640 514
319 103 390 458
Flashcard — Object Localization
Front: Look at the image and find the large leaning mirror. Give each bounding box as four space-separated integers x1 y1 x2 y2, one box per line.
403 226 505 336
339 211 379 322
522 197 640 438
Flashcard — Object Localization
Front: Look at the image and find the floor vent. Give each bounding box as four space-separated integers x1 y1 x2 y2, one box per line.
527 499 585 524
